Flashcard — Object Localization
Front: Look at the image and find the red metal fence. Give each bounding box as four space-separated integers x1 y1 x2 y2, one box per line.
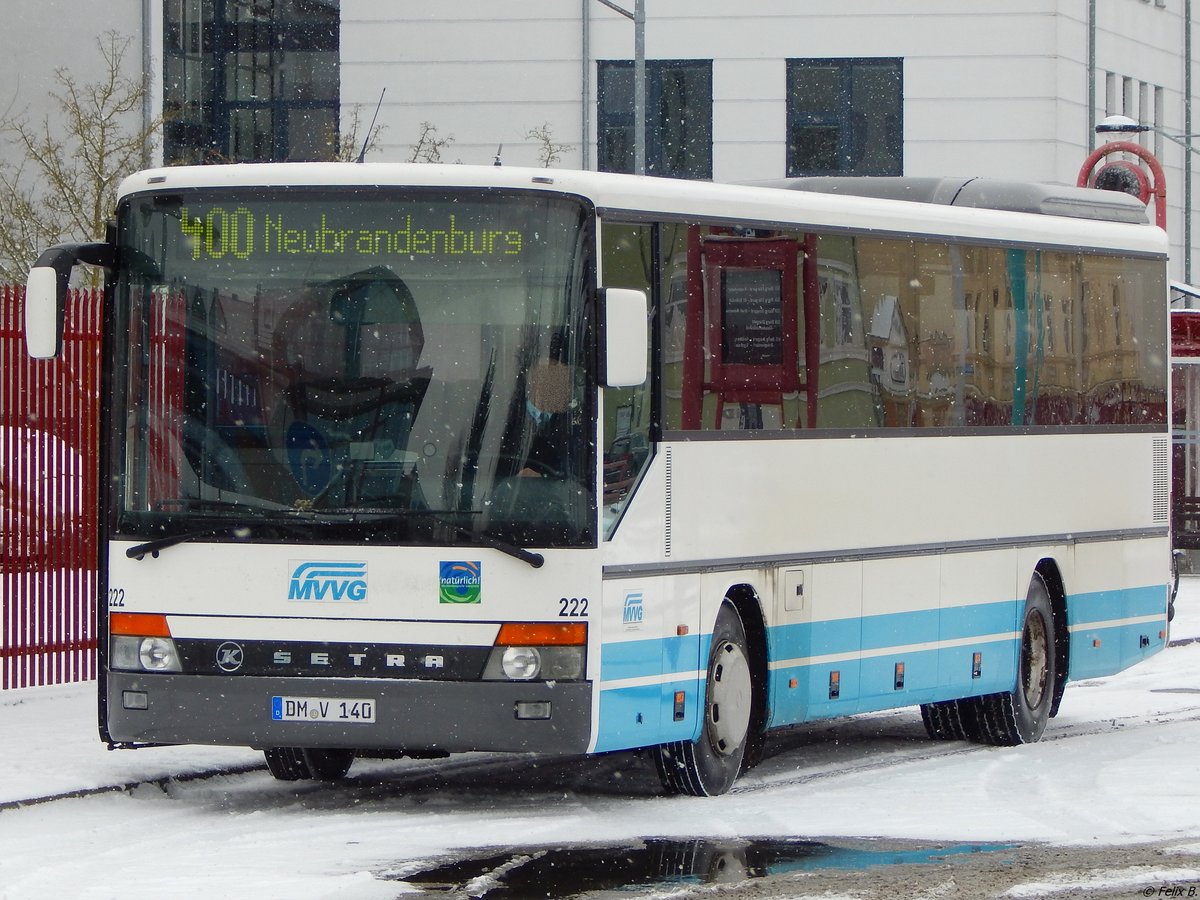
1 284 102 689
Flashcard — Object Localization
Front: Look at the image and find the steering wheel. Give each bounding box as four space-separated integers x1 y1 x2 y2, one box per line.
491 452 563 480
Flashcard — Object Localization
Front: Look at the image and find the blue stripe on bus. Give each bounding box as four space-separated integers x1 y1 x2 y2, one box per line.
593 634 707 752
1067 584 1168 680
593 675 702 753
767 599 1019 665
599 634 704 683
594 583 1167 751
1068 584 1167 626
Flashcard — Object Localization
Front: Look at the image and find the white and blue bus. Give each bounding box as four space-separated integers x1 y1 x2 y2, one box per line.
26 164 1171 795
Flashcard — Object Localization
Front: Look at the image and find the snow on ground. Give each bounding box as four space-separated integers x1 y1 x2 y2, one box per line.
0 579 1199 898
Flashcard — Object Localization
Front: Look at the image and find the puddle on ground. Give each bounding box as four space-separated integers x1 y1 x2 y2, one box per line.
389 838 1016 897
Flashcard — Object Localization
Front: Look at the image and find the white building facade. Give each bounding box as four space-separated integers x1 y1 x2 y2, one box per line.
1 2 1194 281
330 0 1197 283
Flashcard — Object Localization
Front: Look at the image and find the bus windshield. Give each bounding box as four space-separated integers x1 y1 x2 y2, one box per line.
113 188 594 549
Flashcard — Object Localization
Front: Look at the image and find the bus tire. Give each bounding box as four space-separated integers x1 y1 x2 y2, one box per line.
654 603 753 797
263 747 354 781
977 573 1057 745
302 748 355 780
264 747 308 781
920 698 982 741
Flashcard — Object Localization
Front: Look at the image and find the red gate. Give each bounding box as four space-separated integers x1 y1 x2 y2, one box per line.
1 284 102 689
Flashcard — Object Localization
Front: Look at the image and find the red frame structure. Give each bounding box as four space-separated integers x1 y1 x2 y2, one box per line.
1 285 102 689
681 230 820 429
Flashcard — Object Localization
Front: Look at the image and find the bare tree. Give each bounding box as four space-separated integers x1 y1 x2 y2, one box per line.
525 122 571 168
0 31 162 284
408 121 455 163
329 103 387 163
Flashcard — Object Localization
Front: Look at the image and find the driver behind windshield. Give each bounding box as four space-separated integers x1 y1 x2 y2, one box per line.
498 336 580 480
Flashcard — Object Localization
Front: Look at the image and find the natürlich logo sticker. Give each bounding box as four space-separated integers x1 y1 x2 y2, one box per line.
439 561 482 604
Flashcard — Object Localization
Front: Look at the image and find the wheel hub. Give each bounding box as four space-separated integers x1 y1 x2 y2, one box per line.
1022 611 1049 709
708 640 752 756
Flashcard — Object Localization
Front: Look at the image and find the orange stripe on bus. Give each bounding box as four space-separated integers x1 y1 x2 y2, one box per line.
495 622 587 646
109 613 171 637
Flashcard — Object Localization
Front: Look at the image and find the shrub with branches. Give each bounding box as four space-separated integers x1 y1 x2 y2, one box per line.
0 31 163 285
408 122 455 164
525 122 571 168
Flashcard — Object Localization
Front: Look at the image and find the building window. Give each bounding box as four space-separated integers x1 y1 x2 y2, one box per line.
165 0 340 164
786 58 903 177
597 60 712 179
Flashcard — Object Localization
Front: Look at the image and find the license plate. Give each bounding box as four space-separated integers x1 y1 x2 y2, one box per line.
271 696 375 723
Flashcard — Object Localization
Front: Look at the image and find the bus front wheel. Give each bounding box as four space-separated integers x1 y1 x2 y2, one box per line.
264 747 354 781
654 603 753 797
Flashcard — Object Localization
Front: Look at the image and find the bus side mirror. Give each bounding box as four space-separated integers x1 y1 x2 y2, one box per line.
25 264 69 359
601 287 648 388
24 242 113 359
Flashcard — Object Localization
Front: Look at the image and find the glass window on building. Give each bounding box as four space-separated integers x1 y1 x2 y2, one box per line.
597 60 713 179
786 58 903 177
165 0 340 164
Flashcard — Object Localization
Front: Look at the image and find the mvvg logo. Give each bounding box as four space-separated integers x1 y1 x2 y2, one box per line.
622 591 644 626
288 561 368 602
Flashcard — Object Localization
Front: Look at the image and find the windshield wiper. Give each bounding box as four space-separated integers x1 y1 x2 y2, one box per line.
126 526 230 560
125 505 545 569
369 508 545 569
467 529 545 569
153 498 270 513
127 498 281 559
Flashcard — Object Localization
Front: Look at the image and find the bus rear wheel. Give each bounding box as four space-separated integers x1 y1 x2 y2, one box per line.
976 572 1057 745
655 603 753 797
919 697 983 741
264 747 354 781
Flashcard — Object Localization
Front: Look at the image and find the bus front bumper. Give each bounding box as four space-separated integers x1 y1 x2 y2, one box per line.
105 672 593 755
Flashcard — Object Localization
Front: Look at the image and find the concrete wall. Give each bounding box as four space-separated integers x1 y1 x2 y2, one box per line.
339 1 1194 280
4 2 1190 278
0 0 145 172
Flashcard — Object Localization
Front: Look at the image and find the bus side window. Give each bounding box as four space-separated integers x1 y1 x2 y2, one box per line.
600 222 654 536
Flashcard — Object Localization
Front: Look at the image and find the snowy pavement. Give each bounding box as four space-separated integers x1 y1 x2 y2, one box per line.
0 579 1198 899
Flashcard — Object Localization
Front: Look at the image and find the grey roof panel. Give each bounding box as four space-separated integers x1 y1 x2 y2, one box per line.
762 176 1150 225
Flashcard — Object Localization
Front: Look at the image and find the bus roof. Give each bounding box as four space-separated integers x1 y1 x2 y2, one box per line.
768 176 1150 225
117 163 1168 258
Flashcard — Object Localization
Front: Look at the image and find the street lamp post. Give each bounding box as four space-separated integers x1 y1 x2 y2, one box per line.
596 0 646 175
1083 115 1200 281
1077 133 1167 229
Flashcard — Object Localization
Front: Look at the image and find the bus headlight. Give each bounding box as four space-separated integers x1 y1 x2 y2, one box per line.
483 645 584 681
111 635 182 673
502 646 541 680
482 622 586 682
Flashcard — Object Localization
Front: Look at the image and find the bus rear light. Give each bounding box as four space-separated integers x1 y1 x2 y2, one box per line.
110 612 172 637
495 622 586 646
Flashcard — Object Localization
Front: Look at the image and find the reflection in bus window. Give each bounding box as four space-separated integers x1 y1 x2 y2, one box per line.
660 223 1166 433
